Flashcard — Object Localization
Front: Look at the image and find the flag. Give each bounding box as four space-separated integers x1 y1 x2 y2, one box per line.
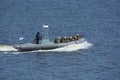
19 37 24 40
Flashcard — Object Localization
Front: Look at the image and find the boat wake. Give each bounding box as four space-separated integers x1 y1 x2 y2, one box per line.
0 45 17 52
0 41 92 53
37 41 92 52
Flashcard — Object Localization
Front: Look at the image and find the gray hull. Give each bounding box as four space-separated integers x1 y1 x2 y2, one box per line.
14 39 85 51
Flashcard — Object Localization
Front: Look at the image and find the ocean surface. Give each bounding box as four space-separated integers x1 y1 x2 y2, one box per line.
0 0 120 80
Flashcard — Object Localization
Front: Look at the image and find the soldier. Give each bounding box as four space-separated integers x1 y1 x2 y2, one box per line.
35 32 40 44
54 37 61 43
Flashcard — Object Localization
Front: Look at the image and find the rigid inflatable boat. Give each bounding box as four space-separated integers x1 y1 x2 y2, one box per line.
13 25 85 51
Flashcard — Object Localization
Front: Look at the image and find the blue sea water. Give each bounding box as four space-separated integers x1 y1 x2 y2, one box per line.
0 0 120 80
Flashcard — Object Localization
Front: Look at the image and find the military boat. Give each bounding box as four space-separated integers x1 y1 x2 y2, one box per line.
13 25 85 51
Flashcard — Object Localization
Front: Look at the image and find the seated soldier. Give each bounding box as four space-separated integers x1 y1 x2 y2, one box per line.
69 36 73 41
54 37 61 43
76 34 83 40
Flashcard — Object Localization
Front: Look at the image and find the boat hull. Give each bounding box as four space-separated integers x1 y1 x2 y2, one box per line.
14 39 85 51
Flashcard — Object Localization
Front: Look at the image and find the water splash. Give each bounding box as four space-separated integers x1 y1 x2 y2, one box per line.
37 41 93 52
0 45 17 52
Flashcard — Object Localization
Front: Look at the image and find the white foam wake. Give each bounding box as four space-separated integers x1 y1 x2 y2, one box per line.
0 41 92 53
0 45 17 52
37 41 93 52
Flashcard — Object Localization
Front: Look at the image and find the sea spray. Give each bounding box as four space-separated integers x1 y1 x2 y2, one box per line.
38 41 93 52
0 45 17 52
